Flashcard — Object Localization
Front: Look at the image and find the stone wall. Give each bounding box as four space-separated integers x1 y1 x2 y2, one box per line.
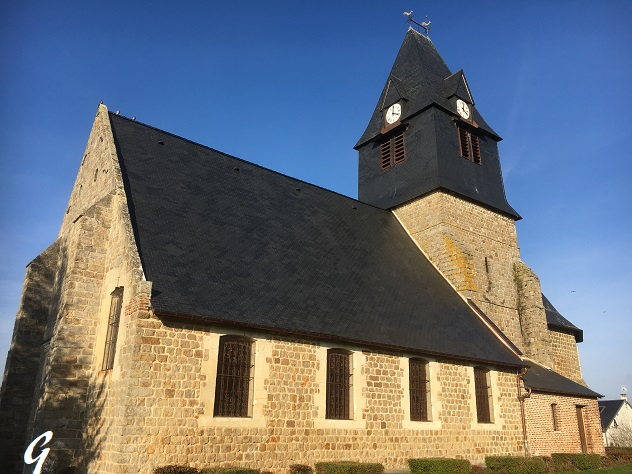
2 108 602 473
0 242 60 473
85 316 524 473
513 262 552 368
549 329 583 385
393 191 524 348
0 104 147 473
524 393 604 456
394 191 559 373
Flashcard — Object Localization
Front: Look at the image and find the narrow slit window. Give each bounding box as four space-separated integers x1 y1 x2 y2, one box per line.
102 287 123 371
409 359 431 421
552 403 560 431
380 132 406 170
326 349 352 420
474 367 493 423
214 336 254 417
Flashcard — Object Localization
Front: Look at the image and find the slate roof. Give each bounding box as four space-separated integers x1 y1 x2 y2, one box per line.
354 28 520 219
355 28 498 148
522 361 602 398
109 112 523 367
542 294 583 342
599 400 626 431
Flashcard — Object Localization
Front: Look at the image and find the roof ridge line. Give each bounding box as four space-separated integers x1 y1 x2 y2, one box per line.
108 112 385 211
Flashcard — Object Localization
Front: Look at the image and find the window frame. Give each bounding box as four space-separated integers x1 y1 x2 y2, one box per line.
326 349 353 420
102 287 123 371
379 131 406 170
474 366 493 423
458 125 482 165
551 403 560 431
213 335 255 418
409 358 431 422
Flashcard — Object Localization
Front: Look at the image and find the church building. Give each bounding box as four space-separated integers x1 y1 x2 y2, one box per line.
0 27 603 473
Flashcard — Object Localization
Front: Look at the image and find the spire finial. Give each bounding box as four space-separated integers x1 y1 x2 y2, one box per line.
403 11 431 37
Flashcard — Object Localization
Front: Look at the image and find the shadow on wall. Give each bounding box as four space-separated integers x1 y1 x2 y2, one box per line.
34 375 110 474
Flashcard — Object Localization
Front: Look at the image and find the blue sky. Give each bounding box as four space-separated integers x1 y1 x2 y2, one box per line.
1 1 630 400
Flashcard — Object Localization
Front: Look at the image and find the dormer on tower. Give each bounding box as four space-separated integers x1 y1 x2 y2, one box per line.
355 27 519 220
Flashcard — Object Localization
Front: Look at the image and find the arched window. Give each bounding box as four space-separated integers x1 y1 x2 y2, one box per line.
474 367 493 423
213 336 254 417
409 359 431 421
326 349 352 420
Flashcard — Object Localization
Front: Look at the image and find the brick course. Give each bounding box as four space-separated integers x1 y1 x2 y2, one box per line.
524 393 604 456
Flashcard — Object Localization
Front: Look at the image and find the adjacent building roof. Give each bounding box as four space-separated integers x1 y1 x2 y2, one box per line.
109 112 523 367
543 294 583 342
599 399 627 431
522 361 602 398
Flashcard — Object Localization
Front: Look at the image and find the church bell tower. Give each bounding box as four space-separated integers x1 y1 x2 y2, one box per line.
355 27 519 220
356 28 558 371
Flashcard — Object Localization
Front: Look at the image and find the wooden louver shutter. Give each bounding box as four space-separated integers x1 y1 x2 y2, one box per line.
458 127 470 159
393 132 405 164
458 126 482 164
380 132 406 170
471 134 481 164
380 141 392 170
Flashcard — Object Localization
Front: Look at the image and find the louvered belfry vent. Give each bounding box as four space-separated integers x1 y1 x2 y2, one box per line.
380 141 392 170
409 359 430 421
393 133 405 164
470 134 481 164
458 125 481 165
380 131 406 170
214 336 253 417
326 349 351 419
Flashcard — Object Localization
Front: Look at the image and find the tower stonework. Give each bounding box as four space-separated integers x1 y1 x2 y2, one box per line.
393 192 524 348
356 28 561 373
392 191 555 370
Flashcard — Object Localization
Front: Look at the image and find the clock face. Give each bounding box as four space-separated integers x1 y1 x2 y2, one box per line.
456 99 470 119
385 103 402 124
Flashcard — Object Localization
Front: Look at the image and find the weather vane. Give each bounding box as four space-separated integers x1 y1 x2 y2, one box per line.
403 11 431 37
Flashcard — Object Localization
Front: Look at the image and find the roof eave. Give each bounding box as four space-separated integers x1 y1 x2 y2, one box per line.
153 307 525 369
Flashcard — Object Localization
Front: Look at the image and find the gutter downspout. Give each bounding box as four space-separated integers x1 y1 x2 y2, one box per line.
517 367 531 456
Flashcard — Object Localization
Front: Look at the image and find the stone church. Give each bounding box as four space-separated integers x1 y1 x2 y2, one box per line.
0 28 604 473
